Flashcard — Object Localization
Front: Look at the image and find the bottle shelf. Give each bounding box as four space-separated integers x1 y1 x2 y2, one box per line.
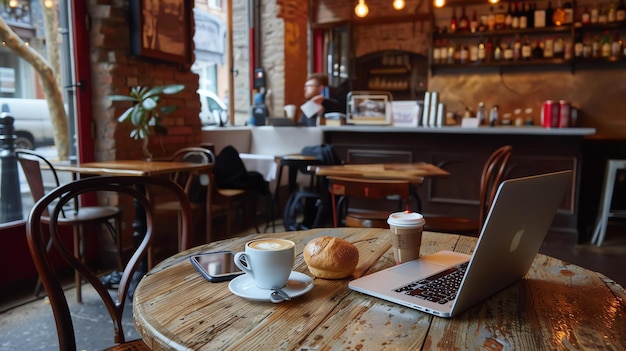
434 25 574 39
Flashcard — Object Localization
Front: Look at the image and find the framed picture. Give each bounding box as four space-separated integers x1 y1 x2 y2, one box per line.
346 91 392 125
130 0 193 65
391 101 420 127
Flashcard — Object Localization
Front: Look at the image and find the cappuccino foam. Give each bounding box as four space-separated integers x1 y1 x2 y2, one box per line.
248 239 294 251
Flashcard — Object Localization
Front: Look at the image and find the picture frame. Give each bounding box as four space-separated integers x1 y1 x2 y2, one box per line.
346 91 393 125
391 101 420 127
130 0 193 65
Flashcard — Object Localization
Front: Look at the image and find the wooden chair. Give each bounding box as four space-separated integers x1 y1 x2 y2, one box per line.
328 176 414 228
25 175 192 351
154 147 214 246
16 149 123 303
423 145 512 236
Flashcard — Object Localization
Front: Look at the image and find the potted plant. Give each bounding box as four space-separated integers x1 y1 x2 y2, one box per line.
110 84 185 160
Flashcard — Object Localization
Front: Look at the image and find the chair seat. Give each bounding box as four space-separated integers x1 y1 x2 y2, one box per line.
53 206 121 224
104 339 150 351
423 216 480 236
345 209 391 228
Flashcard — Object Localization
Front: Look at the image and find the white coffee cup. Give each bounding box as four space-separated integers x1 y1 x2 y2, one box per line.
284 104 297 119
387 211 426 264
234 238 295 289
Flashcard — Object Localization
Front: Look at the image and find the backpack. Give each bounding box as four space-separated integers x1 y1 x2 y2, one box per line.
214 145 270 195
282 144 341 231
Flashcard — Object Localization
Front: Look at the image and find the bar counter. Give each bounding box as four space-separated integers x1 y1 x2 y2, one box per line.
320 125 596 136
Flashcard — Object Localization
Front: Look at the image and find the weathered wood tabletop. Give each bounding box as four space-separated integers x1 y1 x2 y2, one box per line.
133 228 626 350
310 163 450 183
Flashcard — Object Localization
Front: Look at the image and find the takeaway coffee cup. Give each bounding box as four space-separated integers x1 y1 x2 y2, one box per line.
387 211 426 264
234 238 295 289
284 104 297 119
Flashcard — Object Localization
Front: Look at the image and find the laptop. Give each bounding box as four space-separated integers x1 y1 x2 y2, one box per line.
349 170 572 318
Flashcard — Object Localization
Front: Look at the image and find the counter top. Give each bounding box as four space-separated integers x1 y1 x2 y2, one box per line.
321 125 596 136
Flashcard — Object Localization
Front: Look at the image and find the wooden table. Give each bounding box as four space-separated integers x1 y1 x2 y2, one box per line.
133 228 626 350
54 160 213 243
310 162 450 183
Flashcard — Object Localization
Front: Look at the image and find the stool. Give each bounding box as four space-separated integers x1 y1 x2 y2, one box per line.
591 159 626 247
267 154 321 232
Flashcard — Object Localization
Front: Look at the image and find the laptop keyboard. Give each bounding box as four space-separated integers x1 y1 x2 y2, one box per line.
393 262 469 304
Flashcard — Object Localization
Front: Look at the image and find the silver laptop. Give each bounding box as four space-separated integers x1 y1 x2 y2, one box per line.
349 170 572 318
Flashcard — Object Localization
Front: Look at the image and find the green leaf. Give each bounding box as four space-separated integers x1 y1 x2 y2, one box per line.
161 84 185 94
160 105 178 115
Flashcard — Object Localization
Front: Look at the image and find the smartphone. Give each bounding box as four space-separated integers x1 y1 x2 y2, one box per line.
190 251 244 282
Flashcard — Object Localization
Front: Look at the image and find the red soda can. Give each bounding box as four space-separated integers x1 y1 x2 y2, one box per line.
558 100 570 128
541 100 559 128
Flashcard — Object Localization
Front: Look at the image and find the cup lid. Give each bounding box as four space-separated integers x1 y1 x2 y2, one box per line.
387 211 425 227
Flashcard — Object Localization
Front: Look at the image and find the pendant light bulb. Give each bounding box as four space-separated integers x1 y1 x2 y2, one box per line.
433 0 446 8
393 0 406 10
8 0 18 8
44 0 54 8
355 0 369 17
488 0 500 4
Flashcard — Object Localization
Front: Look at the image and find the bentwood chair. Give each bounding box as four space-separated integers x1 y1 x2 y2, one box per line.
328 176 414 228
423 145 512 236
154 147 214 247
16 149 123 303
25 175 192 351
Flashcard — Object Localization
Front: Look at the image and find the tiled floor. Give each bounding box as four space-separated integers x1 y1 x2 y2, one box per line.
1 222 625 350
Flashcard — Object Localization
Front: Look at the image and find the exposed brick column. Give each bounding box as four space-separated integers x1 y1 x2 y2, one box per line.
88 1 201 161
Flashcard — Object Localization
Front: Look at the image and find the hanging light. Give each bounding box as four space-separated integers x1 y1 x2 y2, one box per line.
44 0 54 8
8 0 18 8
355 0 369 17
433 0 445 8
488 0 500 3
393 0 405 10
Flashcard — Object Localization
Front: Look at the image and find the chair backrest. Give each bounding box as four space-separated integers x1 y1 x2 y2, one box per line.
15 149 61 203
166 146 215 202
478 145 513 227
25 176 192 351
327 176 413 227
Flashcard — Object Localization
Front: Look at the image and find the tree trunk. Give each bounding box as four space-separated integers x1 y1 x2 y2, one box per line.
0 16 69 159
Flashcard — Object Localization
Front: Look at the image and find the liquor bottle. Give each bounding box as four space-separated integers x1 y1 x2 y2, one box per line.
486 37 494 61
494 40 503 61
470 10 479 32
617 0 626 21
534 2 546 27
574 32 584 57
591 1 599 23
583 33 592 57
581 5 591 24
544 37 554 58
552 0 566 26
488 6 496 30
592 35 600 57
611 30 623 57
512 2 520 29
546 1 554 26
469 43 478 62
527 2 535 28
522 35 532 59
601 32 611 57
563 1 573 24
503 39 514 60
513 35 522 60
608 1 617 22
478 38 487 62
520 2 528 28
459 7 470 31
553 36 565 58
450 7 458 33
460 44 469 63
495 4 507 29
532 39 544 58
505 2 514 28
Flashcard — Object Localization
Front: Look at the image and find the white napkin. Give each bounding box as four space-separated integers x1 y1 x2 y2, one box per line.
300 100 322 119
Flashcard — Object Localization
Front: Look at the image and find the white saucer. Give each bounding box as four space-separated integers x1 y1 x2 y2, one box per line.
228 271 314 302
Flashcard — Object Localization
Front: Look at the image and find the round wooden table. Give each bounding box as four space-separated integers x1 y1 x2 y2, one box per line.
133 228 626 350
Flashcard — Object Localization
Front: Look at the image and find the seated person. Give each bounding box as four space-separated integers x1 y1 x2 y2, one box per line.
298 73 343 127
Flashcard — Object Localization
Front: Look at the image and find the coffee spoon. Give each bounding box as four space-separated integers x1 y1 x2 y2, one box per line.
270 288 291 303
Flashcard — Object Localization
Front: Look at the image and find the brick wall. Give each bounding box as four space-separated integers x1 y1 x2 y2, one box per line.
88 1 201 161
